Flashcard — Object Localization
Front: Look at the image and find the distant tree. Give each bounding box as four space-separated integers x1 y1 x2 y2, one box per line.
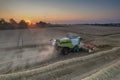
0 18 12 30
9 18 17 24
39 21 47 25
18 20 28 29
36 21 48 28
9 18 18 29
0 18 6 25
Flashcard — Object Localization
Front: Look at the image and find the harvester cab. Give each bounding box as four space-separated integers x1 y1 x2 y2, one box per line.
50 34 82 55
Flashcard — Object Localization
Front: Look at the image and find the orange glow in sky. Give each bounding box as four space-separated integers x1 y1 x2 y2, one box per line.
0 0 120 24
25 19 32 25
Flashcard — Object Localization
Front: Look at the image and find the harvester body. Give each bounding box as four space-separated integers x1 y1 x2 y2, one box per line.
51 35 81 55
51 34 95 55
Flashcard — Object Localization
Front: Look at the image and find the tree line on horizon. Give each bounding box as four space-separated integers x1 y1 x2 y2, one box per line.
0 18 54 30
0 18 28 30
0 18 120 30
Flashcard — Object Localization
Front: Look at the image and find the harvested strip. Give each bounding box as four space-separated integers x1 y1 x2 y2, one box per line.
81 59 120 80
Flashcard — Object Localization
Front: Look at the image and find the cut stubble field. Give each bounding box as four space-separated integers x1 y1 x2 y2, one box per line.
0 25 120 80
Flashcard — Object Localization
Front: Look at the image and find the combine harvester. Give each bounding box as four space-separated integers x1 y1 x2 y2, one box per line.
51 33 95 55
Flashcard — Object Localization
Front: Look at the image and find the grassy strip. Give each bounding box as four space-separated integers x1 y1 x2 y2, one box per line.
81 59 120 80
0 47 120 80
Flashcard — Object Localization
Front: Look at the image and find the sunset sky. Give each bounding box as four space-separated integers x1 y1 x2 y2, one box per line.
0 0 120 24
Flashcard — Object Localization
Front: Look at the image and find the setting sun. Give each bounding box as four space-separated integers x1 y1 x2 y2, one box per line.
25 19 32 25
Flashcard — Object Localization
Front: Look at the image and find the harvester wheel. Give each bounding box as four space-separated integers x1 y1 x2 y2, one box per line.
72 45 80 52
62 48 70 55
